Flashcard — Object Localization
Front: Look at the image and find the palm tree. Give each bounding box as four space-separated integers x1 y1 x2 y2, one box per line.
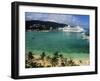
40 52 46 60
64 58 68 66
26 51 36 68
46 55 52 67
54 51 59 58
40 52 46 66
46 56 51 62
28 51 34 60
68 57 75 66
51 51 59 67
59 54 65 66
59 54 64 61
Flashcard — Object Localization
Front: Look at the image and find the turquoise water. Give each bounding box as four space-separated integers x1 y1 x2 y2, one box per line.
25 31 89 60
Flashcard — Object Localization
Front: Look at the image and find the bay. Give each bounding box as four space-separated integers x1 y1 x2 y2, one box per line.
25 31 89 60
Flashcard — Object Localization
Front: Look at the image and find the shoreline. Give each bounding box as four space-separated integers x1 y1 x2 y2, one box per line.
25 50 89 60
25 51 89 68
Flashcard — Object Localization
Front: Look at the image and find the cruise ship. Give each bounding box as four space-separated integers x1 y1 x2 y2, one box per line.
59 25 84 32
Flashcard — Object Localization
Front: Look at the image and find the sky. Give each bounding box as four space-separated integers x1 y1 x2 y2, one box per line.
25 12 89 27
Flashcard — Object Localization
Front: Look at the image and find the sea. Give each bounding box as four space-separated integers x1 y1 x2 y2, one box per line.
25 31 89 60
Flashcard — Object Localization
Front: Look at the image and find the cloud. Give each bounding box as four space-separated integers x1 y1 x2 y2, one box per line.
25 12 86 26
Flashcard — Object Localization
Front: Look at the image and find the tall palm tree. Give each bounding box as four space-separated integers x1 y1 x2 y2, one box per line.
28 51 34 60
46 56 51 62
40 52 46 66
59 54 63 60
59 54 65 66
26 51 35 68
46 55 52 67
64 58 68 66
68 57 75 66
54 51 59 58
51 51 59 67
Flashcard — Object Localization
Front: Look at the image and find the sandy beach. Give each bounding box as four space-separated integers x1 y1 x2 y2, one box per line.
25 51 89 68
